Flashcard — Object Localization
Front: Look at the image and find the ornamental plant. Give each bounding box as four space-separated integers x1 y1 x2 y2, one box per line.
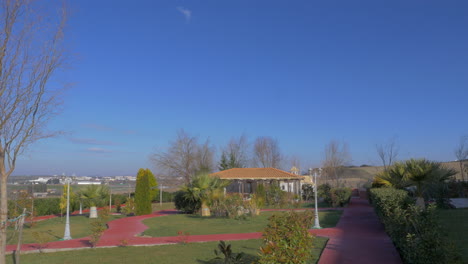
258 210 315 264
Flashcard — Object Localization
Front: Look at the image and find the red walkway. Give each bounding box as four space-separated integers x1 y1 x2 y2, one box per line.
7 196 402 264
318 195 402 264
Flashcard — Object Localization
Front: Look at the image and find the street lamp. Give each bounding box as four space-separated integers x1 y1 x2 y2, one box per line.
63 178 72 240
310 168 321 229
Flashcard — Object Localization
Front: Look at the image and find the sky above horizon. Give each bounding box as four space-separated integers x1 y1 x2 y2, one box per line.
14 0 468 176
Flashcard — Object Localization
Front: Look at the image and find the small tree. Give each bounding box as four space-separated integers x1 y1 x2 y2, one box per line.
134 168 157 215
454 135 468 181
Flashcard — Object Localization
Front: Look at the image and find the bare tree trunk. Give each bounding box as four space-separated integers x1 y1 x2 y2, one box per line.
15 208 27 264
0 162 8 263
459 160 465 182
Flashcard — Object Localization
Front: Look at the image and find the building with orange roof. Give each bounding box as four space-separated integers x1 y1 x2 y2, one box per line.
210 167 304 196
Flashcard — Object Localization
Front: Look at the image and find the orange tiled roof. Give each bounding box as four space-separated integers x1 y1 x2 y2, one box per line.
210 168 304 180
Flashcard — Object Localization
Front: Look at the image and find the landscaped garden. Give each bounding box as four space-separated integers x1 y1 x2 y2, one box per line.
5 237 329 264
142 210 342 237
6 215 124 245
371 158 468 264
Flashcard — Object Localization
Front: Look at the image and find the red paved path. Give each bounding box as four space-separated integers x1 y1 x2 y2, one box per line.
318 195 402 264
7 194 402 264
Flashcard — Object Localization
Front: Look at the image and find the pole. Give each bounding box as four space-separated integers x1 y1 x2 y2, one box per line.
15 208 27 264
313 169 321 229
109 187 112 212
159 185 162 207
63 179 72 240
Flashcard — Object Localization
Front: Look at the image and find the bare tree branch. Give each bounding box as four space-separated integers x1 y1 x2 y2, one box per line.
150 130 215 185
322 140 351 187
376 137 399 171
253 136 282 168
454 135 468 181
0 1 67 260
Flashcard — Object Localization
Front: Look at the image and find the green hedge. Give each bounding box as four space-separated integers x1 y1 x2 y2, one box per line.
369 188 462 264
318 184 352 207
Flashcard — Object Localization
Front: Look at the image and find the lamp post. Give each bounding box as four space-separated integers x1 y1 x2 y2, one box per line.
311 168 321 229
63 178 72 240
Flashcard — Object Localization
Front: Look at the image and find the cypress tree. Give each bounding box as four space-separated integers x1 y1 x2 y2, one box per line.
135 168 152 215
147 169 158 201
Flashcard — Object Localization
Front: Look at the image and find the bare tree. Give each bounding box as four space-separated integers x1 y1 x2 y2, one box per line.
150 130 215 185
219 134 250 170
253 136 282 168
322 140 351 187
454 135 468 181
0 0 67 260
376 137 399 171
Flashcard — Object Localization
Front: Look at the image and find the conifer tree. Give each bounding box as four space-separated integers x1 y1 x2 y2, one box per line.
134 168 156 215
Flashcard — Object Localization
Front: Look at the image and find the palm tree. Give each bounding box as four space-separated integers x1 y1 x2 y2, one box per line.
405 159 456 207
80 185 109 218
373 162 410 189
182 173 229 216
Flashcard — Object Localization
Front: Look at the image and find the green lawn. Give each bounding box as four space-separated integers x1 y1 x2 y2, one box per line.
437 208 468 262
151 202 176 211
143 210 342 237
7 215 124 245
7 237 329 264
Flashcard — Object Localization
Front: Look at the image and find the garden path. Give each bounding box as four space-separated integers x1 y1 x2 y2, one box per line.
318 191 402 264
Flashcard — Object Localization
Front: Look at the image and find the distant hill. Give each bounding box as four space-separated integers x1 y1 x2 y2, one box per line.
319 161 466 188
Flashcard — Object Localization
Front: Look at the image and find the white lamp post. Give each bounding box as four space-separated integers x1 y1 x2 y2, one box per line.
311 168 322 229
63 178 72 240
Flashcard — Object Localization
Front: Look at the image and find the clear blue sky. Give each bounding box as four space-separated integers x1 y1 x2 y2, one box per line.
15 0 468 176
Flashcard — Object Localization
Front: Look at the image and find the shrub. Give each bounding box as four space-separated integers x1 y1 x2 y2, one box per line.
258 210 315 264
369 188 462 264
330 188 352 207
301 184 314 201
264 183 288 208
89 208 110 247
174 190 200 214
34 198 61 216
212 240 244 264
123 197 135 216
317 183 332 205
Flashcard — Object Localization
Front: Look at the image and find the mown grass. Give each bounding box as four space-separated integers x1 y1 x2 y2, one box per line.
142 210 342 237
436 208 468 262
7 215 124 245
7 237 329 264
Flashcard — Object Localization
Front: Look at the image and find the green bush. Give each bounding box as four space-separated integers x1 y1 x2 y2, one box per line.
369 188 462 264
174 190 200 214
264 182 288 208
317 183 332 205
258 210 315 264
34 198 61 216
330 188 352 207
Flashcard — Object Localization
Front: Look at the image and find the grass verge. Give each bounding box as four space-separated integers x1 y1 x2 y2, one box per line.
7 237 328 264
7 215 124 245
142 210 342 237
437 208 468 262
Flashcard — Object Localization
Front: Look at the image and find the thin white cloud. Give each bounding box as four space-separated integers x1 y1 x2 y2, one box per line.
82 123 113 131
177 6 192 22
86 147 113 153
70 138 117 145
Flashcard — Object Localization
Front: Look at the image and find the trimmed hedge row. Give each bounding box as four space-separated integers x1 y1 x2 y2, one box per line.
369 188 461 264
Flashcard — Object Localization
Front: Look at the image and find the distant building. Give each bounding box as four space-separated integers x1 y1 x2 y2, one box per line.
210 168 303 196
